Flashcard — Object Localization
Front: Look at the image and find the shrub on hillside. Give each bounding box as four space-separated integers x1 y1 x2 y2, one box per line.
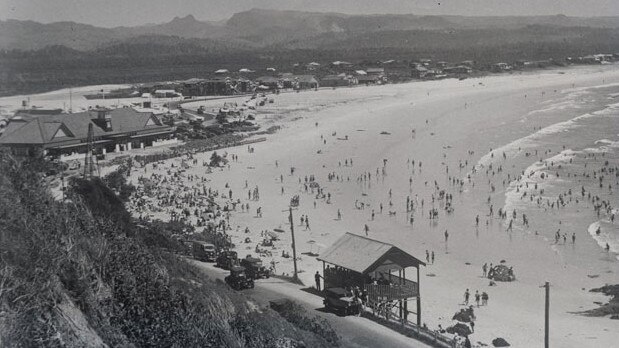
0 150 338 347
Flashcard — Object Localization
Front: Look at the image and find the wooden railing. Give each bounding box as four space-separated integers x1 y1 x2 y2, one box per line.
364 281 418 301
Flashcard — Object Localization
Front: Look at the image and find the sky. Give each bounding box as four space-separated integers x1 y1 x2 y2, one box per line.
1 0 618 27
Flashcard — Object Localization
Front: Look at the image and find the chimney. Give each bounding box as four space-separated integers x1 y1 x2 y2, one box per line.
96 109 112 131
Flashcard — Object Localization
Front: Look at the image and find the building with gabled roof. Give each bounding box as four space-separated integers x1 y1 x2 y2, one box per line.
0 108 175 158
318 233 425 324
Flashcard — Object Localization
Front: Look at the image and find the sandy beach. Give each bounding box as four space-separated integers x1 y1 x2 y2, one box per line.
5 65 618 347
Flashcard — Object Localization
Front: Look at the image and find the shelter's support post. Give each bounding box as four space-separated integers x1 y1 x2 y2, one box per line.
417 265 421 326
398 269 403 320
403 268 408 321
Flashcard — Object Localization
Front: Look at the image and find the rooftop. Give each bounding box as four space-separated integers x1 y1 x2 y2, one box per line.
318 233 425 274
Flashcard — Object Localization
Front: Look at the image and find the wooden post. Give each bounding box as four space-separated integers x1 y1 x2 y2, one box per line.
416 265 421 326
289 207 298 280
398 269 403 319
544 281 550 348
402 269 408 320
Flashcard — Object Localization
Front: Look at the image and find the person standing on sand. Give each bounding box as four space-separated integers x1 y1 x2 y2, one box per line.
572 233 576 244
337 209 342 220
482 263 488 278
482 292 489 306
464 289 470 305
444 230 449 242
426 250 430 263
364 224 370 236
431 251 435 264
305 217 310 231
475 290 480 307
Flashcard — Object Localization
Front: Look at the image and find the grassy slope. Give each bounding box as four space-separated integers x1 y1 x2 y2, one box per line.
0 150 337 347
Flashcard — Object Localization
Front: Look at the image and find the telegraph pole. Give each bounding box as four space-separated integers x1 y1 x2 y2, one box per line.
544 281 550 348
288 206 298 280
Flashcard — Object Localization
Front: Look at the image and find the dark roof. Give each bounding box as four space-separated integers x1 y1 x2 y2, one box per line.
15 108 64 116
318 233 425 274
0 108 171 146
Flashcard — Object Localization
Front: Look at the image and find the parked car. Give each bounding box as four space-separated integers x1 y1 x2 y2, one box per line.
216 250 238 270
323 287 361 316
191 241 217 262
240 256 270 279
224 266 254 290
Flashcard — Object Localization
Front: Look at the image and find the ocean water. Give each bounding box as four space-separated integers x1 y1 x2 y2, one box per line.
474 85 619 262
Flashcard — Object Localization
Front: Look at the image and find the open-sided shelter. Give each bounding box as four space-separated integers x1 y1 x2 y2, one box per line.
318 232 425 324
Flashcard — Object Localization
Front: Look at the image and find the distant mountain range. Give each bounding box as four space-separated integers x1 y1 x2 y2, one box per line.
1 9 618 97
1 9 618 51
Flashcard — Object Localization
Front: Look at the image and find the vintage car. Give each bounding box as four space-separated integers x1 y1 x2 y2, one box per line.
224 266 254 290
191 241 217 262
216 250 238 270
240 256 270 280
322 287 362 316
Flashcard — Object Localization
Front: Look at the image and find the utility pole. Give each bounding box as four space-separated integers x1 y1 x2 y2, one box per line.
544 281 550 348
83 123 96 179
288 206 298 280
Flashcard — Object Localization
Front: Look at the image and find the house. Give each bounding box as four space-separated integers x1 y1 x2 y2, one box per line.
154 89 180 98
183 77 252 96
306 62 321 71
293 75 319 90
460 60 476 67
443 66 472 75
320 74 356 87
214 69 229 75
419 59 432 66
411 65 428 79
357 74 380 85
0 108 176 158
331 61 353 67
383 61 412 80
366 67 385 76
491 62 512 72
256 76 282 90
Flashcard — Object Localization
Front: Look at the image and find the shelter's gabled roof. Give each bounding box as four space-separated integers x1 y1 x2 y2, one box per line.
318 233 425 274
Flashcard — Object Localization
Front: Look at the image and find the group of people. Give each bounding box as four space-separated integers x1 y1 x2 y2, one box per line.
463 288 489 307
